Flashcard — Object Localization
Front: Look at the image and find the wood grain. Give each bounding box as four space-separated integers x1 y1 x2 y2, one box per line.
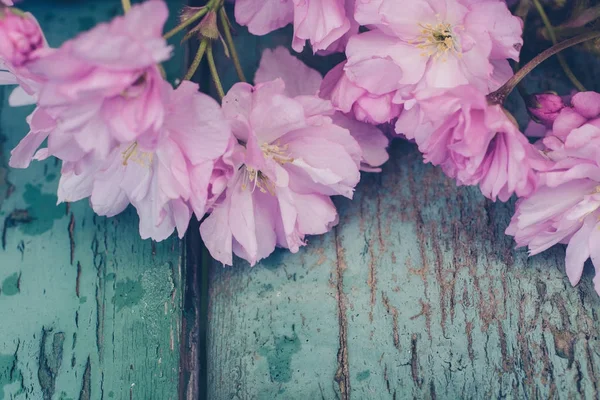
208 140 600 399
0 1 188 399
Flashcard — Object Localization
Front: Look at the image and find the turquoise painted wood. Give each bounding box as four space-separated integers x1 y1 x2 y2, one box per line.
206 23 600 400
0 1 190 399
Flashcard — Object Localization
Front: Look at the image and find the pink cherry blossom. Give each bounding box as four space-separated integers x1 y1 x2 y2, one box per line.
506 97 600 294
1 1 13 6
325 0 522 120
256 46 389 171
201 78 362 265
396 85 540 201
234 0 355 52
49 81 232 241
19 0 172 162
320 60 404 125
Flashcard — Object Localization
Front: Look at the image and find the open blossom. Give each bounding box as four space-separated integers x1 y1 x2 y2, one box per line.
326 0 522 122
200 78 362 265
506 92 600 294
255 46 389 170
234 0 356 53
0 9 47 106
320 60 404 125
17 0 172 163
46 81 231 241
396 85 540 201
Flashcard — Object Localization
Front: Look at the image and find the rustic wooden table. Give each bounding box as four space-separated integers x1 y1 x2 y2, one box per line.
2 1 600 400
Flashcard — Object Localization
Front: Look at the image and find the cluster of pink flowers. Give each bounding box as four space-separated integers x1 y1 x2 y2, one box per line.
3 0 600 294
1 0 387 266
233 0 600 294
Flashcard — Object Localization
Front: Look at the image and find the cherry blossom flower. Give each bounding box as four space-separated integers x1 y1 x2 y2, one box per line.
234 0 356 53
507 92 600 294
327 0 522 122
255 46 389 170
200 78 362 265
18 0 173 163
396 85 541 201
0 1 13 6
51 81 232 241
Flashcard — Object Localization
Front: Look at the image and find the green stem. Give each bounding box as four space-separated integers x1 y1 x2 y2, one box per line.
532 0 586 91
219 8 246 82
121 0 131 13
183 39 208 81
206 43 225 99
487 31 600 105
164 8 208 40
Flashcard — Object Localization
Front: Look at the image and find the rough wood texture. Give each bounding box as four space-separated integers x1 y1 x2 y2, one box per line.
206 23 600 400
0 1 188 399
208 140 600 399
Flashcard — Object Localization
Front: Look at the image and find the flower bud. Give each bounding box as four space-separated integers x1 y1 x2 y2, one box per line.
526 92 566 127
0 10 44 67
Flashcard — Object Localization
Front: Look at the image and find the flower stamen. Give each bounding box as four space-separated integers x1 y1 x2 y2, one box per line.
261 142 294 165
413 21 460 60
241 167 276 195
122 142 154 167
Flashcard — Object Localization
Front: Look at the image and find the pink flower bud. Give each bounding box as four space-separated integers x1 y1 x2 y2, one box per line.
0 10 44 67
526 92 566 128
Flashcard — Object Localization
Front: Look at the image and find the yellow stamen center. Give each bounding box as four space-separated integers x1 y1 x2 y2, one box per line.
261 142 294 165
121 142 154 167
241 142 293 195
413 21 460 60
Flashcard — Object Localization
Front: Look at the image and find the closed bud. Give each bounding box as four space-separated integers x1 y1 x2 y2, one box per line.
526 92 566 127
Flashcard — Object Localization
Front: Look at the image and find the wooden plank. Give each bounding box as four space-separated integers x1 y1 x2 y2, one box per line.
207 23 600 400
0 1 189 399
209 139 600 399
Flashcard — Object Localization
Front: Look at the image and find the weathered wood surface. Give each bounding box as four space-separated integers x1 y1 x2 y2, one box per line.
0 1 189 399
206 25 600 400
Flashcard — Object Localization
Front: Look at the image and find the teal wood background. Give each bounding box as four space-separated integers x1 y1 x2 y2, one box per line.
0 1 189 399
206 20 600 400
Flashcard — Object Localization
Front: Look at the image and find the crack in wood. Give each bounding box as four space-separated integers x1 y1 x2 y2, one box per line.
333 228 351 400
79 357 91 400
410 333 422 389
68 213 75 265
37 328 65 400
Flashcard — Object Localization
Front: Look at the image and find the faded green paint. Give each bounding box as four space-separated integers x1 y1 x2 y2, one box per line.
0 353 23 400
258 283 274 297
0 1 187 399
259 332 301 383
1 273 20 296
113 277 144 311
356 370 370 381
20 184 64 235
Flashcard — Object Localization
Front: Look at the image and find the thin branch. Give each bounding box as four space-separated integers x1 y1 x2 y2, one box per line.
183 39 209 81
219 8 246 82
488 31 600 105
206 43 225 99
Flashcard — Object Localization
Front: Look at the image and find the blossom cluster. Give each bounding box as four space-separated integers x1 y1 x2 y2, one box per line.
3 0 600 294
0 0 387 266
